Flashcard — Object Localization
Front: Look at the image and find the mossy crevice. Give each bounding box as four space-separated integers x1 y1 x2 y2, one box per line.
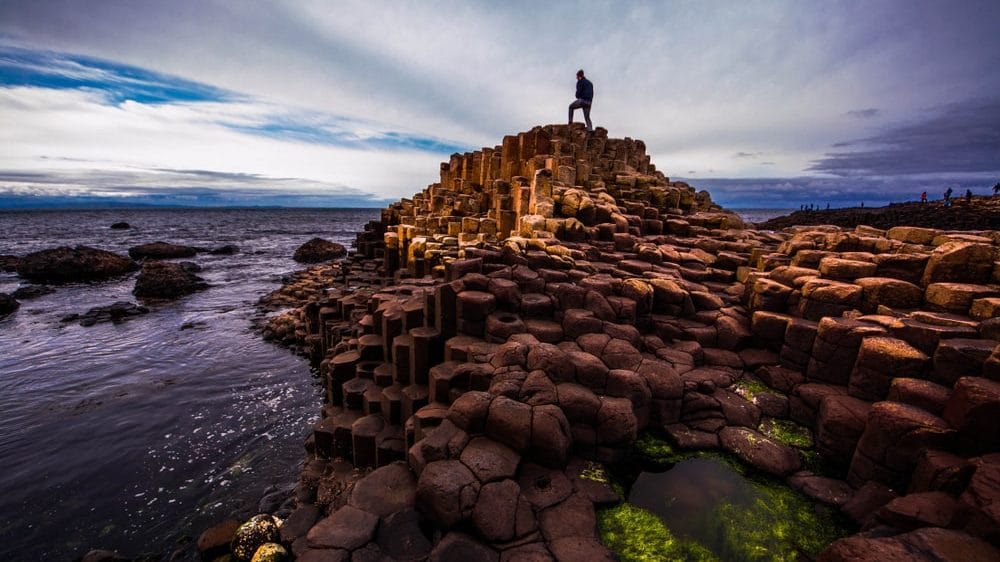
598 503 719 562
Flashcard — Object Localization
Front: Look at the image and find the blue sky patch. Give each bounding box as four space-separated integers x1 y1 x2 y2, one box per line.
0 44 233 104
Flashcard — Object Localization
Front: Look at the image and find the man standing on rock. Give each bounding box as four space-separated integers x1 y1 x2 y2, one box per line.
568 69 594 132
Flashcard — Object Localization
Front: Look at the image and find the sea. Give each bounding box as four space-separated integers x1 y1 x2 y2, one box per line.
0 206 789 560
0 208 378 560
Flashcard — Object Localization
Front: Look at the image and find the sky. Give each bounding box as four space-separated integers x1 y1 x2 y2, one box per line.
0 0 998 209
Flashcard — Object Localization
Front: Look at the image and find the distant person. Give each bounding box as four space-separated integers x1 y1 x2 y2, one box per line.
920 191 927 204
966 189 973 204
860 202 864 208
826 203 830 210
993 182 1000 196
944 187 953 202
568 69 594 132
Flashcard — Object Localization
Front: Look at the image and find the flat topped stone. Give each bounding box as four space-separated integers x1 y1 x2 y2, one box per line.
719 426 801 476
459 436 521 483
349 461 417 517
306 504 379 551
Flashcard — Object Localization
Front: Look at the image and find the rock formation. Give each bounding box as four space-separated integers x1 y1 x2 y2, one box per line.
133 261 208 299
294 238 348 263
241 124 1000 561
16 246 137 283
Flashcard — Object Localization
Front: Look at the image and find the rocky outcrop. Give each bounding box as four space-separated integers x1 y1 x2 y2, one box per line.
239 124 1000 561
16 246 137 283
61 301 149 326
294 238 347 263
133 261 208 299
128 241 200 260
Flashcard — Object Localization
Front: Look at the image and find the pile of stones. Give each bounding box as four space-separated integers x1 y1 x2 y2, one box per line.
243 124 999 561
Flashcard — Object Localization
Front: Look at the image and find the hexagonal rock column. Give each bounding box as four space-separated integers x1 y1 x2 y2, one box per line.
848 337 929 401
848 402 954 489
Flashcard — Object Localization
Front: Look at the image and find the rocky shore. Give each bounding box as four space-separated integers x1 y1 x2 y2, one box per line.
87 124 1000 561
757 198 1000 231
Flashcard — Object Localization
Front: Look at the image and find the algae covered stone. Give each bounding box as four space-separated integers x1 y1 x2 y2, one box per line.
598 502 718 562
231 514 282 562
250 543 288 562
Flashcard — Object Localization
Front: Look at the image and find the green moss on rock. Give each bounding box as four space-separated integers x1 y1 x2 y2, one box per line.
598 503 718 562
250 543 288 562
231 514 281 562
713 478 844 561
758 418 813 448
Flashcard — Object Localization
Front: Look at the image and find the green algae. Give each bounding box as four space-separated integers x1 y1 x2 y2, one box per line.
713 478 845 561
758 418 813 448
733 379 772 401
598 503 719 562
606 431 849 562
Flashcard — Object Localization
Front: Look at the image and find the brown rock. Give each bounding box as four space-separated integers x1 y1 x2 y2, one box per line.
909 449 975 495
349 462 417 517
848 337 929 401
818 527 999 562
375 508 432 561
547 537 615 562
306 505 379 550
849 401 954 488
530 404 572 467
719 426 801 476
460 436 521 483
932 338 995 385
875 491 959 530
518 462 573 510
816 394 872 462
921 241 996 286
294 238 347 263
197 518 240 560
416 460 480 528
539 494 596 541
942 376 1000 454
17 245 137 283
428 532 499 562
486 396 533 451
855 277 924 313
925 282 1000 313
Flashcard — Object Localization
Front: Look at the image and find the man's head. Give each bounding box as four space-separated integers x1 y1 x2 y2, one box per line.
577 69 585 80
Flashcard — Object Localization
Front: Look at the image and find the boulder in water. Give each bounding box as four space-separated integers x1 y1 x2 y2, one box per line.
128 241 200 260
0 254 19 272
0 293 19 317
210 244 240 255
16 246 137 283
293 238 347 263
110 222 130 230
133 261 208 299
64 301 150 326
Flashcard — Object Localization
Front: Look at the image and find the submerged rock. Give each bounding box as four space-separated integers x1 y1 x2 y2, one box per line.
133 261 208 299
16 246 136 283
128 241 200 260
11 284 54 299
109 222 130 229
210 244 240 255
63 301 149 326
294 238 347 263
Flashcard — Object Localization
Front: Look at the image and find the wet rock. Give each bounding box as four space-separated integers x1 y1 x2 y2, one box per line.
66 301 150 326
110 221 130 229
250 543 289 562
294 238 347 263
133 261 208 299
210 244 240 255
128 241 199 260
0 293 19 317
306 505 379 550
719 426 801 476
11 284 54 299
17 245 136 283
232 514 282 562
197 518 240 559
818 527 999 562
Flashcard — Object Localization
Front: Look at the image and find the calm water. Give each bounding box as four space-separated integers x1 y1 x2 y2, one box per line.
0 208 377 559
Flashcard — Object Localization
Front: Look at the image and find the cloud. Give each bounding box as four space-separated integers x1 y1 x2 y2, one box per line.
846 108 879 119
811 97 1000 177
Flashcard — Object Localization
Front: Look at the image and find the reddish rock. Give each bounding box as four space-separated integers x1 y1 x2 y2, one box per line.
556 383 601 424
818 527 999 562
595 397 637 447
530 404 572 467
848 337 928 401
428 532 499 562
348 462 417 517
547 537 615 562
526 343 574 383
416 460 480 528
942 377 1000 454
933 338 995 385
459 436 521 483
196 518 240 560
841 481 899 526
486 396 533 452
306 505 379 550
518 462 573 510
294 238 347 263
909 449 975 495
539 494 596 541
375 508 432 560
887 378 950 416
472 479 521 542
719 426 801 476
787 472 854 507
816 394 872 462
959 458 1000 542
875 491 960 530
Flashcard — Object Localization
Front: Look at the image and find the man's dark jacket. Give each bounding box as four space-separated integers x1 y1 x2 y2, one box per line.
576 77 594 103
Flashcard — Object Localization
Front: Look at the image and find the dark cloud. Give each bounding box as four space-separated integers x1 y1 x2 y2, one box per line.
846 108 879 119
683 176 997 209
812 97 1000 176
